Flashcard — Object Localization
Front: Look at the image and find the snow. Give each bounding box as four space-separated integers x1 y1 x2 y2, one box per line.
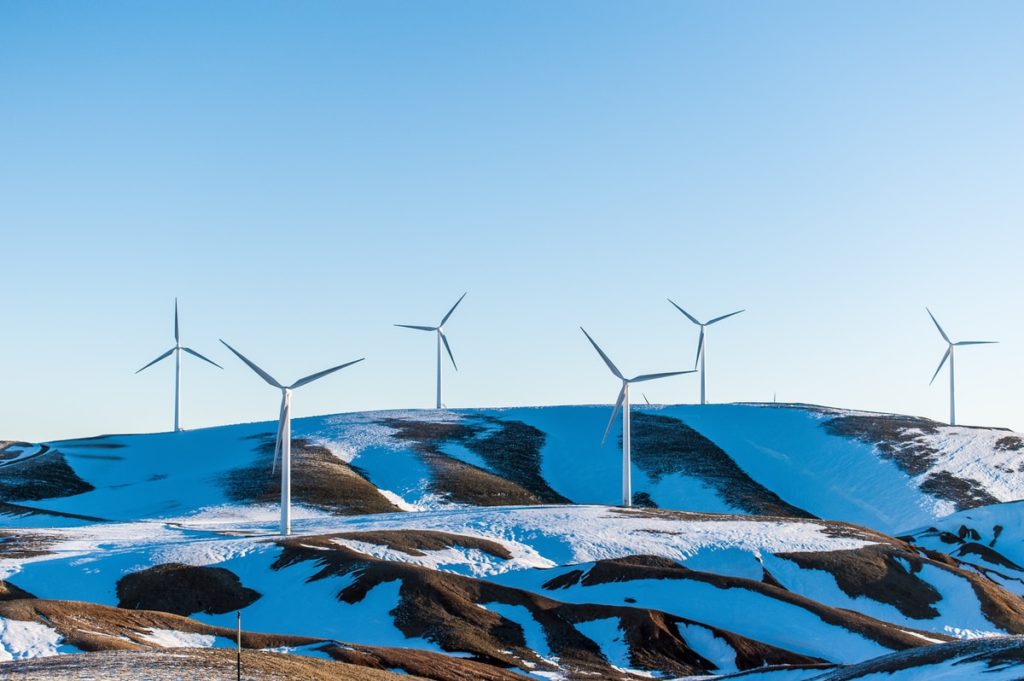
676 623 738 674
496 563 891 664
480 601 555 667
15 405 1024 535
136 628 226 648
0 617 77 661
5 404 1024 676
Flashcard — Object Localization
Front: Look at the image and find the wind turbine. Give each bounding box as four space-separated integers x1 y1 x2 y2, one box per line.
926 308 997 426
220 340 363 536
135 298 222 432
581 328 693 507
396 292 466 409
668 300 744 405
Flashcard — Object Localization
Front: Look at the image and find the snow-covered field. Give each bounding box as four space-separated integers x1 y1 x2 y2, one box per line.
2 403 1023 680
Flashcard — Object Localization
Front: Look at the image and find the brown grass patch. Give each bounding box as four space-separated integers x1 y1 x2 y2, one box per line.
547 554 953 652
271 535 823 679
334 529 513 560
117 563 261 616
0 648 421 681
0 448 94 502
629 412 814 517
382 416 569 505
823 414 1000 511
225 435 402 515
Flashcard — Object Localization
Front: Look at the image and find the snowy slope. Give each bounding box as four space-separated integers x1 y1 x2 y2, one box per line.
8 404 1022 534
3 403 1024 680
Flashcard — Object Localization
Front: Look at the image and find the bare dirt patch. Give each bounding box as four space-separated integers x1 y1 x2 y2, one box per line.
334 529 513 560
271 534 823 679
225 435 401 515
117 563 261 616
0 648 420 681
544 554 953 652
0 448 94 502
822 414 999 511
382 415 569 506
629 412 814 517
0 579 34 600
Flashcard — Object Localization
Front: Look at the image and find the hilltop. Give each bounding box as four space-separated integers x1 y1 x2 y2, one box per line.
2 402 1023 679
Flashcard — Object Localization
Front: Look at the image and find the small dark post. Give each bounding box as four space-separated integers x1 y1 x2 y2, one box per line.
236 611 242 681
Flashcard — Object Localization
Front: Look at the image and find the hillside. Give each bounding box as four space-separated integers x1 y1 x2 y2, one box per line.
2 403 1024 679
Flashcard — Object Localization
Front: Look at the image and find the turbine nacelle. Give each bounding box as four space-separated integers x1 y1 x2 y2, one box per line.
925 308 997 426
396 292 466 408
135 298 222 432
579 327 693 445
220 339 364 535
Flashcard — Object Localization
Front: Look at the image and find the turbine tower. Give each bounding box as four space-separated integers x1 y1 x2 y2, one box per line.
220 341 363 536
396 292 466 409
581 328 693 507
136 298 222 432
926 308 996 426
668 300 744 405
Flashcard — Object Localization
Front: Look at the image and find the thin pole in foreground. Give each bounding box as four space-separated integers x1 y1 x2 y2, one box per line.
236 611 242 681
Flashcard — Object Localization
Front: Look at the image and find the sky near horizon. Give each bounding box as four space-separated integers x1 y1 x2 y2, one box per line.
1 1 1022 441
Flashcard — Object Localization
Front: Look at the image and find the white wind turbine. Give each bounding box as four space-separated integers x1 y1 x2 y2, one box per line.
668 300 744 405
396 292 466 409
220 341 364 536
135 298 222 432
581 328 693 507
926 308 997 426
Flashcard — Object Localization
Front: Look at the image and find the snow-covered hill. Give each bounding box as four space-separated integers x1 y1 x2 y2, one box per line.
2 403 1023 679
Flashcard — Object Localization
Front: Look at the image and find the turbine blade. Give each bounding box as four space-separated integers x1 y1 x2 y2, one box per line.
631 370 695 383
601 386 626 446
439 292 467 327
174 298 179 344
926 308 950 343
219 340 283 388
395 324 436 331
183 347 224 369
955 341 998 346
929 348 951 386
706 309 745 325
694 328 705 369
667 299 701 326
290 358 365 389
135 347 175 374
642 392 651 406
580 327 624 380
440 331 458 371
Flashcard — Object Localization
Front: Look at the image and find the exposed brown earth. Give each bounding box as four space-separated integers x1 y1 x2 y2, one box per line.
776 545 945 619
0 598 529 681
995 435 1024 452
0 448 94 502
117 563 261 615
323 643 531 681
382 416 570 505
0 530 57 559
271 534 824 680
630 412 815 517
0 579 34 600
542 554 955 650
334 529 513 559
0 648 423 681
822 414 999 510
225 435 402 515
0 599 313 653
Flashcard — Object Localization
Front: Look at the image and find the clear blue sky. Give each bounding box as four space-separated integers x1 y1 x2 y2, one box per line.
1 1 1021 441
